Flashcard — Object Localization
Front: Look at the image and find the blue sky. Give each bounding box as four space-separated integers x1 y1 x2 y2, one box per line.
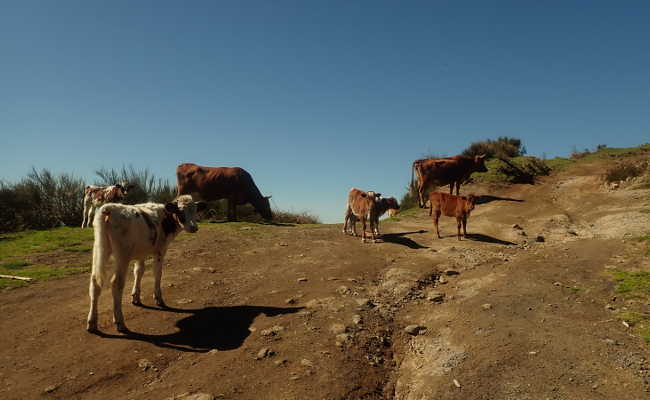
2 1 649 223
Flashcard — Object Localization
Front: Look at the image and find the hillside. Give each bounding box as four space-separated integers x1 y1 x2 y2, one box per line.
1 151 650 399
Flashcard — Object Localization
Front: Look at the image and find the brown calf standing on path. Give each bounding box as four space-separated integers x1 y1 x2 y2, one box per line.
343 188 380 243
429 192 477 240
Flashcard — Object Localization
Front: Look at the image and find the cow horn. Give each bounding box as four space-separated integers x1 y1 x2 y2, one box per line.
265 195 272 200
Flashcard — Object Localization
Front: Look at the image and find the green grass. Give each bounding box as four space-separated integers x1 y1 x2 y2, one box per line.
0 264 90 290
610 269 650 344
0 227 94 262
612 270 650 294
1 260 32 269
639 234 650 256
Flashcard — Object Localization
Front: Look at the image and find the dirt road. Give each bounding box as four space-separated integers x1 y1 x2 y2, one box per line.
1 162 649 399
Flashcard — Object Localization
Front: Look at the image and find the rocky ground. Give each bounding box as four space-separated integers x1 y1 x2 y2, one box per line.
1 159 649 400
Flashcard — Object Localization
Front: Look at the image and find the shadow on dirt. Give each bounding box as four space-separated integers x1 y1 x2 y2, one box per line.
94 305 304 352
465 233 516 245
476 195 524 205
381 230 429 249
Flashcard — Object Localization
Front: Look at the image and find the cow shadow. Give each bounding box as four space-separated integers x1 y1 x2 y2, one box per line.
464 233 516 246
93 305 304 352
381 230 429 249
476 195 524 205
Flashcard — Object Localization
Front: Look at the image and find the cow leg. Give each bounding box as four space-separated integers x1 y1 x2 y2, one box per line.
434 210 441 239
227 198 237 222
112 257 129 333
361 217 367 243
152 253 167 308
87 205 96 228
369 216 377 243
343 209 350 234
449 183 454 195
462 215 468 237
86 274 101 332
456 217 462 240
455 181 461 196
418 183 425 208
131 259 146 305
81 202 88 228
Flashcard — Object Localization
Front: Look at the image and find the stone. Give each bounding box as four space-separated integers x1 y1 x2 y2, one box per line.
444 269 460 276
481 303 493 310
335 333 351 346
44 385 59 394
285 298 296 305
535 235 545 242
300 358 314 368
255 347 271 359
175 393 215 400
438 277 448 285
512 224 523 230
260 325 284 336
138 358 154 371
330 323 347 335
274 359 287 367
404 325 424 335
352 315 362 325
297 277 308 282
426 291 445 302
605 304 615 310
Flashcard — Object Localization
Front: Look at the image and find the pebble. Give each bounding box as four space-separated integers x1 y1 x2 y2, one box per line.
352 314 362 325
44 385 59 393
300 358 314 368
297 277 308 282
274 359 287 367
404 325 425 335
426 291 445 302
444 269 460 276
175 393 215 400
512 224 523 230
335 333 351 346
481 303 493 310
285 298 296 305
536 235 545 242
605 304 615 310
256 347 271 359
438 277 448 285
330 323 347 335
137 358 154 371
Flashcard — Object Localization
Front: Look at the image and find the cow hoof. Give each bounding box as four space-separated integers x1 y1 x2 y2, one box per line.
116 324 129 333
156 300 167 308
132 298 142 306
86 322 98 333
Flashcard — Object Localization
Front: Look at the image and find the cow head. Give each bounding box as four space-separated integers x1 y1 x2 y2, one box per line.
465 194 478 213
258 195 273 221
165 195 207 233
474 154 488 172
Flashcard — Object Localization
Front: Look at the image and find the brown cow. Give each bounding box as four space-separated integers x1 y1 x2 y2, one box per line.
176 163 272 221
81 183 134 228
412 155 487 208
428 192 477 240
343 188 380 243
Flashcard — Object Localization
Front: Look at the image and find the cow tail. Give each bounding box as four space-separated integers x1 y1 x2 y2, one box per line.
91 207 113 289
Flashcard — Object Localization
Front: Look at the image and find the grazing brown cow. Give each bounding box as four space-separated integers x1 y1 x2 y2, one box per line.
176 163 272 221
373 196 400 235
429 192 477 240
81 183 134 228
412 155 487 208
343 188 380 243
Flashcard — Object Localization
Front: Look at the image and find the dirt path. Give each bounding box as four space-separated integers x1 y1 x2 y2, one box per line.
1 165 649 400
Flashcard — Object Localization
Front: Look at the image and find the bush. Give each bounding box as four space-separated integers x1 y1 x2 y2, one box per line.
94 165 176 204
0 169 85 232
462 136 526 159
603 162 646 183
202 200 321 224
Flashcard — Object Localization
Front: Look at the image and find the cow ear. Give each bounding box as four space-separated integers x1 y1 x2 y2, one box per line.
165 202 180 214
196 201 208 213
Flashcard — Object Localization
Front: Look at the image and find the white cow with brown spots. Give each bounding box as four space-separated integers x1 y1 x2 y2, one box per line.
86 195 206 333
81 183 134 228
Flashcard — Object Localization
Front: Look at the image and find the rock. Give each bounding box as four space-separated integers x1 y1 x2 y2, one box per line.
426 291 445 302
174 393 215 400
512 224 523 230
352 315 362 325
138 358 154 371
44 385 59 393
274 359 287 367
301 358 314 368
553 282 562 287
335 333 351 346
336 286 351 295
297 277 308 282
260 325 284 336
285 298 296 304
444 269 460 276
330 323 347 335
404 325 425 335
535 235 545 242
255 347 272 359
278 242 288 246
176 298 193 304
481 303 493 310
605 304 615 310
604 338 617 346
438 277 448 285
355 298 372 307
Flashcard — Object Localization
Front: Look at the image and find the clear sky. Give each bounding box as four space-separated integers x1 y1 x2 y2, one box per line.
2 1 649 223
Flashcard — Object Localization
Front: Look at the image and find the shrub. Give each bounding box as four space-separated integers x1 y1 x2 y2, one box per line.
603 162 645 183
462 136 526 159
94 165 176 204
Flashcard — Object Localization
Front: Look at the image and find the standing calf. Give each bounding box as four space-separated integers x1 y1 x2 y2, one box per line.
343 188 380 243
429 192 477 240
81 183 133 228
86 195 206 333
373 196 400 236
